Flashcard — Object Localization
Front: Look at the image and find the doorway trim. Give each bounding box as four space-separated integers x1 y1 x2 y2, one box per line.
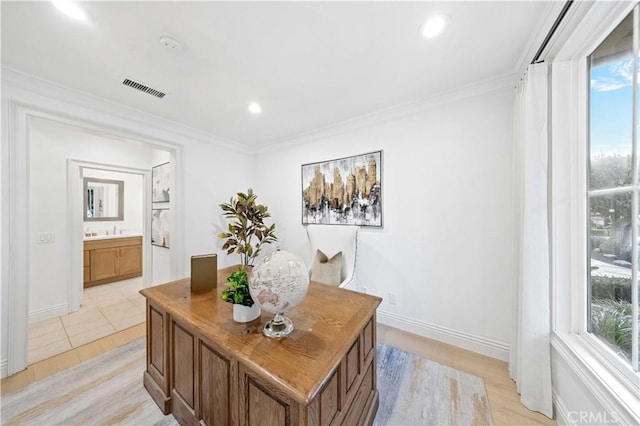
3 100 185 377
68 160 153 313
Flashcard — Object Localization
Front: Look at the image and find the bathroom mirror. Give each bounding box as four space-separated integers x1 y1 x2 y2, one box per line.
83 177 124 221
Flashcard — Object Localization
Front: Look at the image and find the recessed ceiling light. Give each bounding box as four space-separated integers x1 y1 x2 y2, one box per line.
51 0 88 22
248 102 262 114
421 14 450 39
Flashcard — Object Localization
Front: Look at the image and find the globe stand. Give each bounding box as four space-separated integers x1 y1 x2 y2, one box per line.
262 312 294 338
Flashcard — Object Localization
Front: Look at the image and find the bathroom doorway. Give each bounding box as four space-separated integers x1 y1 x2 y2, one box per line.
27 164 150 365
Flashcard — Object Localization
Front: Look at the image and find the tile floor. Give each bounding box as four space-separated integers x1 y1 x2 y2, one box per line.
27 277 145 365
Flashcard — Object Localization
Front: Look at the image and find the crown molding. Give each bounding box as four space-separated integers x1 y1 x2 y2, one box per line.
1 65 519 158
255 71 518 155
1 66 250 155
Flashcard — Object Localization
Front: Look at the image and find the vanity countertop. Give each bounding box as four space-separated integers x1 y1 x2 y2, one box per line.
83 232 142 241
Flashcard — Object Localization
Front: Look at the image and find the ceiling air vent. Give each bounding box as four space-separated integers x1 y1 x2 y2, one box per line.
122 78 166 99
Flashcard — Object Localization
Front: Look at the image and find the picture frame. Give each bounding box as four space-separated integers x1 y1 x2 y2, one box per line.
151 208 170 248
152 162 171 202
302 150 382 227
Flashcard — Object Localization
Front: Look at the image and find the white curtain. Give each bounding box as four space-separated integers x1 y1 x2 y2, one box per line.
509 62 553 418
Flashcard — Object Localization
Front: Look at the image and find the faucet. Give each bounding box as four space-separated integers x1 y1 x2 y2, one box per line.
113 225 117 235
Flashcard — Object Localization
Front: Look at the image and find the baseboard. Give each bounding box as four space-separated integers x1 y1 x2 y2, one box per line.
553 392 571 426
377 310 510 361
1 358 7 379
29 303 68 324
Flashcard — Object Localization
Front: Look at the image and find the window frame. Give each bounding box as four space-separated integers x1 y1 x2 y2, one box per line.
586 7 639 374
549 1 640 423
585 3 639 381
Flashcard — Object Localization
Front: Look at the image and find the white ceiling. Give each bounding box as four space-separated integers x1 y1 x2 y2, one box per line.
1 1 556 148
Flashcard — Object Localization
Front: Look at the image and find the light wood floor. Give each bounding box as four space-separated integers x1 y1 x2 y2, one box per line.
377 323 556 426
1 323 146 395
4 321 556 426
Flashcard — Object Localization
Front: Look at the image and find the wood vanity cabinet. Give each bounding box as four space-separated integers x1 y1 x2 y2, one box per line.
83 236 142 288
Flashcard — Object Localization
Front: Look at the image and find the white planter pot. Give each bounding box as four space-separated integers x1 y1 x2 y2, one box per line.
233 303 261 323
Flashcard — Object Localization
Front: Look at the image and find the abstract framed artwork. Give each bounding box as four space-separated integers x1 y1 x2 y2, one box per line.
152 162 171 202
151 208 170 248
302 150 382 227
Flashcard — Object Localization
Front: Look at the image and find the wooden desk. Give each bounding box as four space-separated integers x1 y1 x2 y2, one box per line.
141 265 382 426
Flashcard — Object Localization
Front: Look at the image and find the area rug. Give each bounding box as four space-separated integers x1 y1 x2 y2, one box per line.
374 343 492 426
1 338 171 426
2 338 492 426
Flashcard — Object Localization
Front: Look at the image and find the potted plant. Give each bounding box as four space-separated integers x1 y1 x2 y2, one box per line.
220 267 259 322
218 188 277 322
218 188 277 267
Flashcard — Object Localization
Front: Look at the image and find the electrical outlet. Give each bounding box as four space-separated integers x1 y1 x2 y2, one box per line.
388 292 397 305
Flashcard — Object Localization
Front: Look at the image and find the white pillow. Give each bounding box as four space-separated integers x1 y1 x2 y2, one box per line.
310 250 342 286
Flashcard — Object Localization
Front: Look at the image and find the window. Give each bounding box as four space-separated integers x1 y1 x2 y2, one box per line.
550 2 640 422
588 8 639 372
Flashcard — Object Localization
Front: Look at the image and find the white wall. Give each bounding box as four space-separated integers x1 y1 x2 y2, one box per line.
82 168 144 235
182 139 253 270
254 88 516 359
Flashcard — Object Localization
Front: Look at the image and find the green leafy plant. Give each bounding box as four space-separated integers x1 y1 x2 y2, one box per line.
591 275 632 303
590 299 633 361
220 267 254 307
218 188 277 266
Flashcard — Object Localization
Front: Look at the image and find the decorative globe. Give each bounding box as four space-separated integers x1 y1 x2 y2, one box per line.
249 251 309 338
